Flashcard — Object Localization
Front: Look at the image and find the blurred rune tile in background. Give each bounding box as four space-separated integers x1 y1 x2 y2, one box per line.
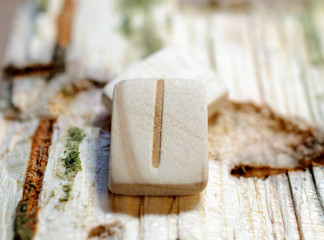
102 46 228 117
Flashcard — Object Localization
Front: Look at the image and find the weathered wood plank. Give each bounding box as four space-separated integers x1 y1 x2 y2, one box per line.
4 1 37 68
250 4 324 239
11 77 46 112
8 73 106 121
1 0 324 240
35 118 141 239
67 0 171 82
4 0 64 69
208 3 324 240
288 170 324 240
211 12 262 103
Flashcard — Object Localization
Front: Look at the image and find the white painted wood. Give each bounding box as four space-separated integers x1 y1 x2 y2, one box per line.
4 0 64 67
109 79 208 195
9 73 106 121
102 46 228 117
68 0 171 82
250 5 324 240
211 12 262 104
4 1 36 67
11 77 46 112
278 13 324 240
28 0 64 64
169 5 213 68
3 0 324 239
205 8 313 240
312 166 324 209
288 170 324 240
67 0 127 81
35 118 140 240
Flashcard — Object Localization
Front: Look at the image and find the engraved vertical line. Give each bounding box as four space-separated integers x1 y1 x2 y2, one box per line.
152 79 164 168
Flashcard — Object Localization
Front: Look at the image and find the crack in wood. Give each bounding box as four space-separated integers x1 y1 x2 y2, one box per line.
309 165 324 215
231 165 290 178
138 197 145 239
231 164 324 179
287 173 304 240
3 64 64 78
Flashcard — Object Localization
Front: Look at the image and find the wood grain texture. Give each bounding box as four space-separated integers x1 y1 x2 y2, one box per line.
1 0 324 239
109 79 208 195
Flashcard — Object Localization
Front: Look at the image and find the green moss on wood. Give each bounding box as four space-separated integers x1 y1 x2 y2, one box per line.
67 127 86 143
118 0 160 11
116 0 164 56
301 3 324 65
37 0 48 11
59 184 72 202
64 127 85 175
316 94 324 101
56 127 85 204
14 201 36 240
64 148 82 173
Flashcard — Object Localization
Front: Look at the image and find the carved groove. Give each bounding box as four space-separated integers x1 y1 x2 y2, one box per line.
152 79 164 168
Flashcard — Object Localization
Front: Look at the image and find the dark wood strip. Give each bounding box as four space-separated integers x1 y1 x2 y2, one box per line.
57 0 74 48
3 63 63 78
13 117 56 240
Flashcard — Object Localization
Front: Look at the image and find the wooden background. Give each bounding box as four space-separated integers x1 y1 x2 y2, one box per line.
0 0 324 239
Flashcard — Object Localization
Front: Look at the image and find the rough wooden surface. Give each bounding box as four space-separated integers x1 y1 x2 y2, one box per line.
0 0 324 239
